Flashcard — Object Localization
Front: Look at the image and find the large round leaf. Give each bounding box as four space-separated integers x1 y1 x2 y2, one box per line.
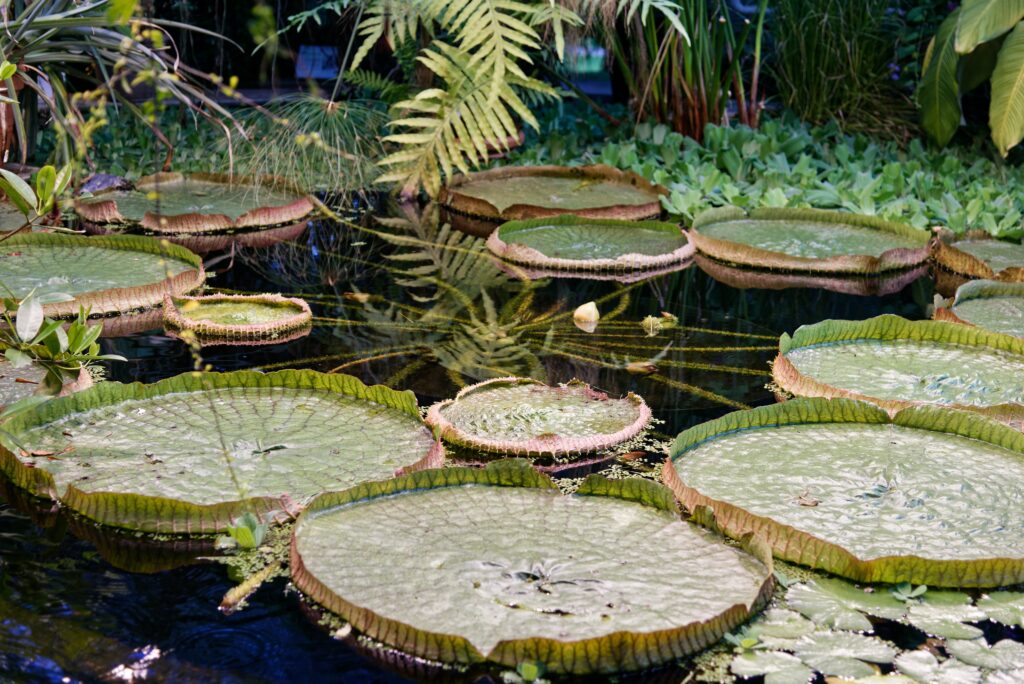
665 398 1024 587
487 216 693 272
425 377 652 456
688 207 930 274
162 293 312 345
439 165 667 222
933 235 1024 281
773 314 1024 422
935 280 1024 337
74 172 313 233
0 370 442 534
291 462 774 674
0 233 204 317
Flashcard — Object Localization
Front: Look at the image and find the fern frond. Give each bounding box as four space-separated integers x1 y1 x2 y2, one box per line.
343 69 411 104
351 0 434 70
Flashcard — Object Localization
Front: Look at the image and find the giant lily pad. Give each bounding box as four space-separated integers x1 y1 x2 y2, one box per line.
664 398 1024 587
934 280 1024 338
439 165 667 222
0 233 204 317
74 172 314 234
486 215 694 272
689 207 930 274
162 293 312 345
0 370 443 534
425 377 652 456
0 361 91 409
932 234 1024 282
290 462 775 674
773 315 1024 422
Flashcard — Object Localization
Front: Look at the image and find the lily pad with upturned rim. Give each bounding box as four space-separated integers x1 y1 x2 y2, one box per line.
0 369 443 534
162 293 312 344
664 398 1024 587
486 215 694 273
74 172 314 234
0 361 92 409
934 280 1024 338
439 165 667 222
688 207 930 274
932 234 1024 282
290 461 775 675
0 233 204 318
424 377 652 456
772 315 1024 423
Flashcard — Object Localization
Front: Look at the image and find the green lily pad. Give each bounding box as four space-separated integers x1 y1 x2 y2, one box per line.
689 207 929 274
977 592 1024 627
936 281 1024 338
162 293 313 344
487 216 693 272
0 370 442 534
934 237 1024 281
290 462 775 675
425 377 652 456
946 640 1024 671
0 233 204 318
0 359 47 408
786 578 905 632
755 609 818 642
895 651 981 684
791 631 897 679
440 164 666 222
731 651 813 684
986 670 1024 683
75 172 313 233
666 398 1024 587
906 598 986 640
774 315 1024 421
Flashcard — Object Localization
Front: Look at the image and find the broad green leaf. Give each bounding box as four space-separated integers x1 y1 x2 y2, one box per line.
731 651 813 684
906 598 986 639
34 166 56 214
0 169 37 217
14 294 43 342
977 591 1024 626
0 369 439 533
753 609 817 646
956 0 1024 53
946 639 1024 671
106 0 137 25
0 61 16 81
786 579 905 632
895 650 981 684
3 348 32 368
990 21 1024 155
920 12 963 146
426 377 650 456
792 631 897 679
163 294 312 344
961 37 1004 93
291 463 773 674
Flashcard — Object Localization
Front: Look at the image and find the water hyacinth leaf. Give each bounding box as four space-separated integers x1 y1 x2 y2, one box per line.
946 640 1024 671
74 172 313 234
486 216 694 273
731 651 813 684
791 631 897 679
773 315 1024 422
666 398 1024 587
162 293 313 345
290 462 775 675
0 370 442 534
977 591 1024 626
0 233 204 318
935 280 1024 338
439 164 667 222
425 377 652 456
895 650 981 684
786 579 906 632
688 207 930 274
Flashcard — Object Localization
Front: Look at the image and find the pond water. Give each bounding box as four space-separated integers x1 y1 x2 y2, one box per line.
0 206 932 682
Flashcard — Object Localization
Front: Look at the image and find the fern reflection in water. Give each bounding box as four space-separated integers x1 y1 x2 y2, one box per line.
237 205 774 424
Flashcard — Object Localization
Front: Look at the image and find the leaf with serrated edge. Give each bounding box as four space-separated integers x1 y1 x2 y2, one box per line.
731 651 813 684
895 650 981 684
787 579 905 632
947 639 1024 671
978 591 1024 627
793 631 897 679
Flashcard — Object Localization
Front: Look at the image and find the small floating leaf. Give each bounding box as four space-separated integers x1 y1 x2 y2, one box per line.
786 579 905 632
792 631 897 679
946 639 1024 671
731 651 813 684
977 591 1024 627
894 650 981 684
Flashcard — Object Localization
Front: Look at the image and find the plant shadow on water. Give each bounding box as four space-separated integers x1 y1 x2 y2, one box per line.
0 204 933 682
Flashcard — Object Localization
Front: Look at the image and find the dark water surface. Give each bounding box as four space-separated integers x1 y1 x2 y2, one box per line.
0 209 932 683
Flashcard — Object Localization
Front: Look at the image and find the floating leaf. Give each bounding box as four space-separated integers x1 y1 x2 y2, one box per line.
731 651 813 684
786 579 905 632
792 631 897 679
977 591 1024 627
895 650 981 684
947 639 1024 671
667 398 1024 587
932 237 1024 281
906 597 986 640
291 462 774 675
936 280 1024 338
162 293 312 345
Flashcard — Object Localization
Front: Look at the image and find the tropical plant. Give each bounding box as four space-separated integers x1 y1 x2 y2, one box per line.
600 0 768 141
919 0 1024 155
284 0 695 197
770 0 915 137
0 0 237 169
0 163 71 235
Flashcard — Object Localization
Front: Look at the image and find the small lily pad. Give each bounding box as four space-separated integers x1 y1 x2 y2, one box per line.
786 579 905 632
791 631 897 679
946 640 1024 671
905 592 986 640
977 592 1024 627
895 650 981 684
731 651 813 684
163 293 312 345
